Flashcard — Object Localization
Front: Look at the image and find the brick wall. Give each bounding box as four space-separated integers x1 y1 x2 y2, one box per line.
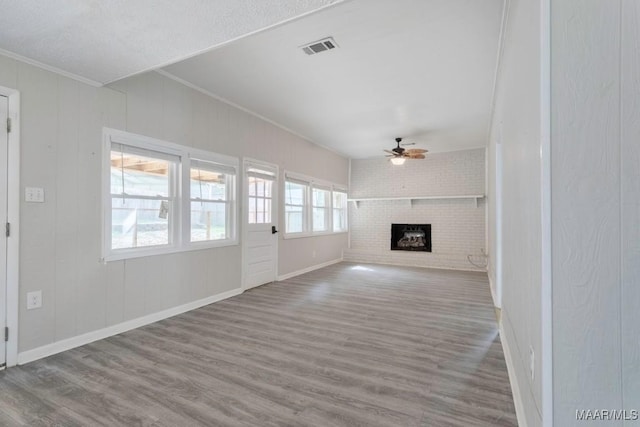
345 148 487 271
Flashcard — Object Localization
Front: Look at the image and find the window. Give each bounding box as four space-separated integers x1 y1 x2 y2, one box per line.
247 167 275 224
332 190 348 232
110 145 177 250
312 186 330 232
284 171 348 238
103 128 238 261
190 159 235 242
284 180 307 233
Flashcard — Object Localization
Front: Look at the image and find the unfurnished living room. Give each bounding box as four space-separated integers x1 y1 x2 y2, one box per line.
0 1 637 426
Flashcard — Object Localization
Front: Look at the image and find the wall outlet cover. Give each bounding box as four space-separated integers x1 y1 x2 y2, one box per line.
27 290 43 310
529 345 535 381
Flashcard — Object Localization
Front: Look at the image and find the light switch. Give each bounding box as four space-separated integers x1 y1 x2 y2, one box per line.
25 187 45 203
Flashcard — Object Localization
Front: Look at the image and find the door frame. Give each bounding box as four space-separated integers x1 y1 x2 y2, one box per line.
0 85 20 368
241 157 279 291
494 140 503 309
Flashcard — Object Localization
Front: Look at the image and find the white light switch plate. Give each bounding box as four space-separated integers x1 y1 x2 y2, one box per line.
25 187 45 203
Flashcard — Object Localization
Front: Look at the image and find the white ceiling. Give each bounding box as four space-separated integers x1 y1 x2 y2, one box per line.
0 0 342 85
163 0 504 158
0 0 503 158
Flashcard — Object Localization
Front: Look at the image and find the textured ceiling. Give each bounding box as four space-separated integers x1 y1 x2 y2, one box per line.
163 0 504 158
0 0 343 85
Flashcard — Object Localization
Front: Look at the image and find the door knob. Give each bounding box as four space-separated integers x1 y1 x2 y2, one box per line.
272 226 278 234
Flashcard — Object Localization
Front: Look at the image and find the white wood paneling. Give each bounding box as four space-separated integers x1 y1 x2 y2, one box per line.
75 83 110 336
17 62 58 352
105 260 125 327
54 77 80 341
0 55 17 88
551 0 623 423
487 0 545 423
621 0 640 410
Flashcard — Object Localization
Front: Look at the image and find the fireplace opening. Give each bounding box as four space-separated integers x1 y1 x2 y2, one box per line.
390 224 432 252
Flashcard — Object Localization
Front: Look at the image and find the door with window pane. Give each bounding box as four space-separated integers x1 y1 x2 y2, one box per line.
243 161 278 290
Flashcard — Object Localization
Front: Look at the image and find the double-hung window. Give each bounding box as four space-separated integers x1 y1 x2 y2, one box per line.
284 179 307 234
312 185 331 232
332 189 348 232
104 128 238 261
283 171 348 238
109 143 179 251
189 159 235 242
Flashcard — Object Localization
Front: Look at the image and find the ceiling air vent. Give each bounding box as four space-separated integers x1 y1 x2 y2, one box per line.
301 37 338 56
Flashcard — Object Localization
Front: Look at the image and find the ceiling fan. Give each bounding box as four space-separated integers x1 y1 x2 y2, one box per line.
384 137 427 164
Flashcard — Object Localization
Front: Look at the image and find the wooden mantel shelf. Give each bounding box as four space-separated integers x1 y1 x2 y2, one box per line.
347 194 485 208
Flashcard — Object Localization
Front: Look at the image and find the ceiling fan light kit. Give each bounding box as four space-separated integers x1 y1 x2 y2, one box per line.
385 137 427 165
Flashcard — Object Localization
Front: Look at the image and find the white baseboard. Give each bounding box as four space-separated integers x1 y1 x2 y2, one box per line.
499 320 528 427
277 258 342 281
489 276 501 308
342 258 485 273
17 287 243 365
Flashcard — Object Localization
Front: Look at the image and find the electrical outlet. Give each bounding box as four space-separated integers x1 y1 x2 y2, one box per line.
27 291 42 310
529 345 535 381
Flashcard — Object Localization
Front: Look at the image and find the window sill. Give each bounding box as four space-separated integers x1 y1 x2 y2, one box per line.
103 239 239 262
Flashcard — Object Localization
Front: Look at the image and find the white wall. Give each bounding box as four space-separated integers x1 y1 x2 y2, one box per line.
487 0 544 424
345 149 486 271
0 53 349 355
551 0 640 424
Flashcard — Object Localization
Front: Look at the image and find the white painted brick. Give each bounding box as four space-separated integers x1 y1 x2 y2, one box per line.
345 149 486 271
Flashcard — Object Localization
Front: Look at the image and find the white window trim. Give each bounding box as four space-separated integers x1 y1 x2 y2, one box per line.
284 177 309 237
102 128 239 262
332 188 349 233
311 186 331 234
187 147 239 248
283 170 349 239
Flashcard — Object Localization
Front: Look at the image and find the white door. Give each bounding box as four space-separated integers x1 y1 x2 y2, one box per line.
0 95 8 367
243 160 278 290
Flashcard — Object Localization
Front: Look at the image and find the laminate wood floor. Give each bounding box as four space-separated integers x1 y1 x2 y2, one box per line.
0 262 517 426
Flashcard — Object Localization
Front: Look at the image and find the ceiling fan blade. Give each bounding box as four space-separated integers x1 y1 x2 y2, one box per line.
408 154 426 159
383 149 397 155
400 142 416 146
406 148 427 154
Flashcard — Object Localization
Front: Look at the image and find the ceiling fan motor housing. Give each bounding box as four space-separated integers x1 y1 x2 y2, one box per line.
393 137 405 154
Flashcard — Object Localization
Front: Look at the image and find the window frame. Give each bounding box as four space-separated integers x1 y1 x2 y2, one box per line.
102 128 238 262
108 144 180 253
187 150 238 248
284 177 309 236
283 170 349 239
332 187 348 233
311 185 331 234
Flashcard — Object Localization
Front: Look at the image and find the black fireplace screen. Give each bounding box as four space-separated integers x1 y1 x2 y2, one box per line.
390 224 432 252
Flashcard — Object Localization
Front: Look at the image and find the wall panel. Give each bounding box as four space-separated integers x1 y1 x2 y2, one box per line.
551 0 624 423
